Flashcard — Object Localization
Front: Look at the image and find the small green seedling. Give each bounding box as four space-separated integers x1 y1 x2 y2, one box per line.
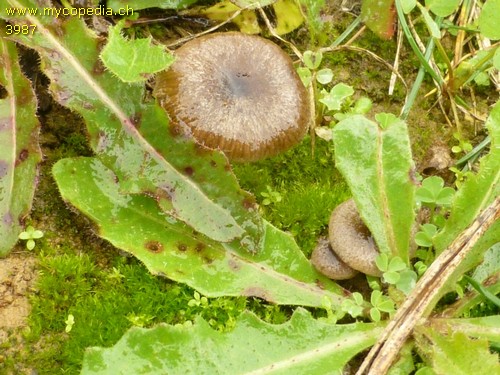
415 223 438 248
320 296 344 323
297 49 372 142
376 254 417 295
376 254 406 284
414 176 457 264
369 290 395 322
126 313 154 327
341 292 365 318
334 96 373 121
188 291 208 308
451 132 473 155
414 261 428 276
260 185 282 206
449 166 474 189
18 225 44 250
416 176 455 207
65 314 75 333
319 83 354 112
416 176 455 227
414 224 439 269
366 275 382 291
297 51 326 88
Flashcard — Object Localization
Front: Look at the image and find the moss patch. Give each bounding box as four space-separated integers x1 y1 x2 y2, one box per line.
232 136 350 253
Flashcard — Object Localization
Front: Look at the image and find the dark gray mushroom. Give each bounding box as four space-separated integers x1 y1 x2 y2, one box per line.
154 32 311 162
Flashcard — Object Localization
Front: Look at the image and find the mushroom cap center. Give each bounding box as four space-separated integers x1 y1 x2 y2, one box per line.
223 71 257 98
154 32 310 161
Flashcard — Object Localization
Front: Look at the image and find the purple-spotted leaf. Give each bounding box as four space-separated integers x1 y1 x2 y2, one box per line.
0 39 41 256
2 0 263 252
53 157 347 306
81 308 384 374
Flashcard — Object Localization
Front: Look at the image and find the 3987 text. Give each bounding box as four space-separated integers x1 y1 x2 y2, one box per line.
6 24 36 35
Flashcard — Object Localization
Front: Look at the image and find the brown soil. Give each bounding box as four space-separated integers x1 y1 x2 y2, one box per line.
0 253 37 345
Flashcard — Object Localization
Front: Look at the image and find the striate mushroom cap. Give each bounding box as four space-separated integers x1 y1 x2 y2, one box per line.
154 32 310 162
328 199 382 277
311 237 359 280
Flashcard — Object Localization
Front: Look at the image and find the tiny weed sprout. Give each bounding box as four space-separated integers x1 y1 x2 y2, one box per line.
369 290 395 322
18 226 44 250
416 176 455 226
297 49 372 144
126 313 154 328
415 224 438 248
414 261 428 276
416 175 455 206
449 166 474 189
452 132 473 155
366 275 382 291
65 314 75 333
106 267 125 281
341 292 365 318
188 291 208 308
375 254 417 295
320 296 340 323
260 186 282 206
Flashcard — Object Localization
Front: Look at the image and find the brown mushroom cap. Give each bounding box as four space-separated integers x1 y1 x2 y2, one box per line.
311 237 359 280
328 199 381 277
154 32 310 162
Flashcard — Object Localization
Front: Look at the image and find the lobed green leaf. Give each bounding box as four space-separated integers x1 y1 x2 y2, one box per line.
319 83 354 112
415 327 500 374
100 21 175 83
81 308 384 374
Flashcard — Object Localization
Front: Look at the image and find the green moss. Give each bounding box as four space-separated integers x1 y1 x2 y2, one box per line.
233 136 350 253
17 250 291 374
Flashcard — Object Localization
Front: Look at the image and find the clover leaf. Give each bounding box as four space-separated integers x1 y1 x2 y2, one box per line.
415 223 438 247
18 226 44 250
416 176 455 207
369 290 395 322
